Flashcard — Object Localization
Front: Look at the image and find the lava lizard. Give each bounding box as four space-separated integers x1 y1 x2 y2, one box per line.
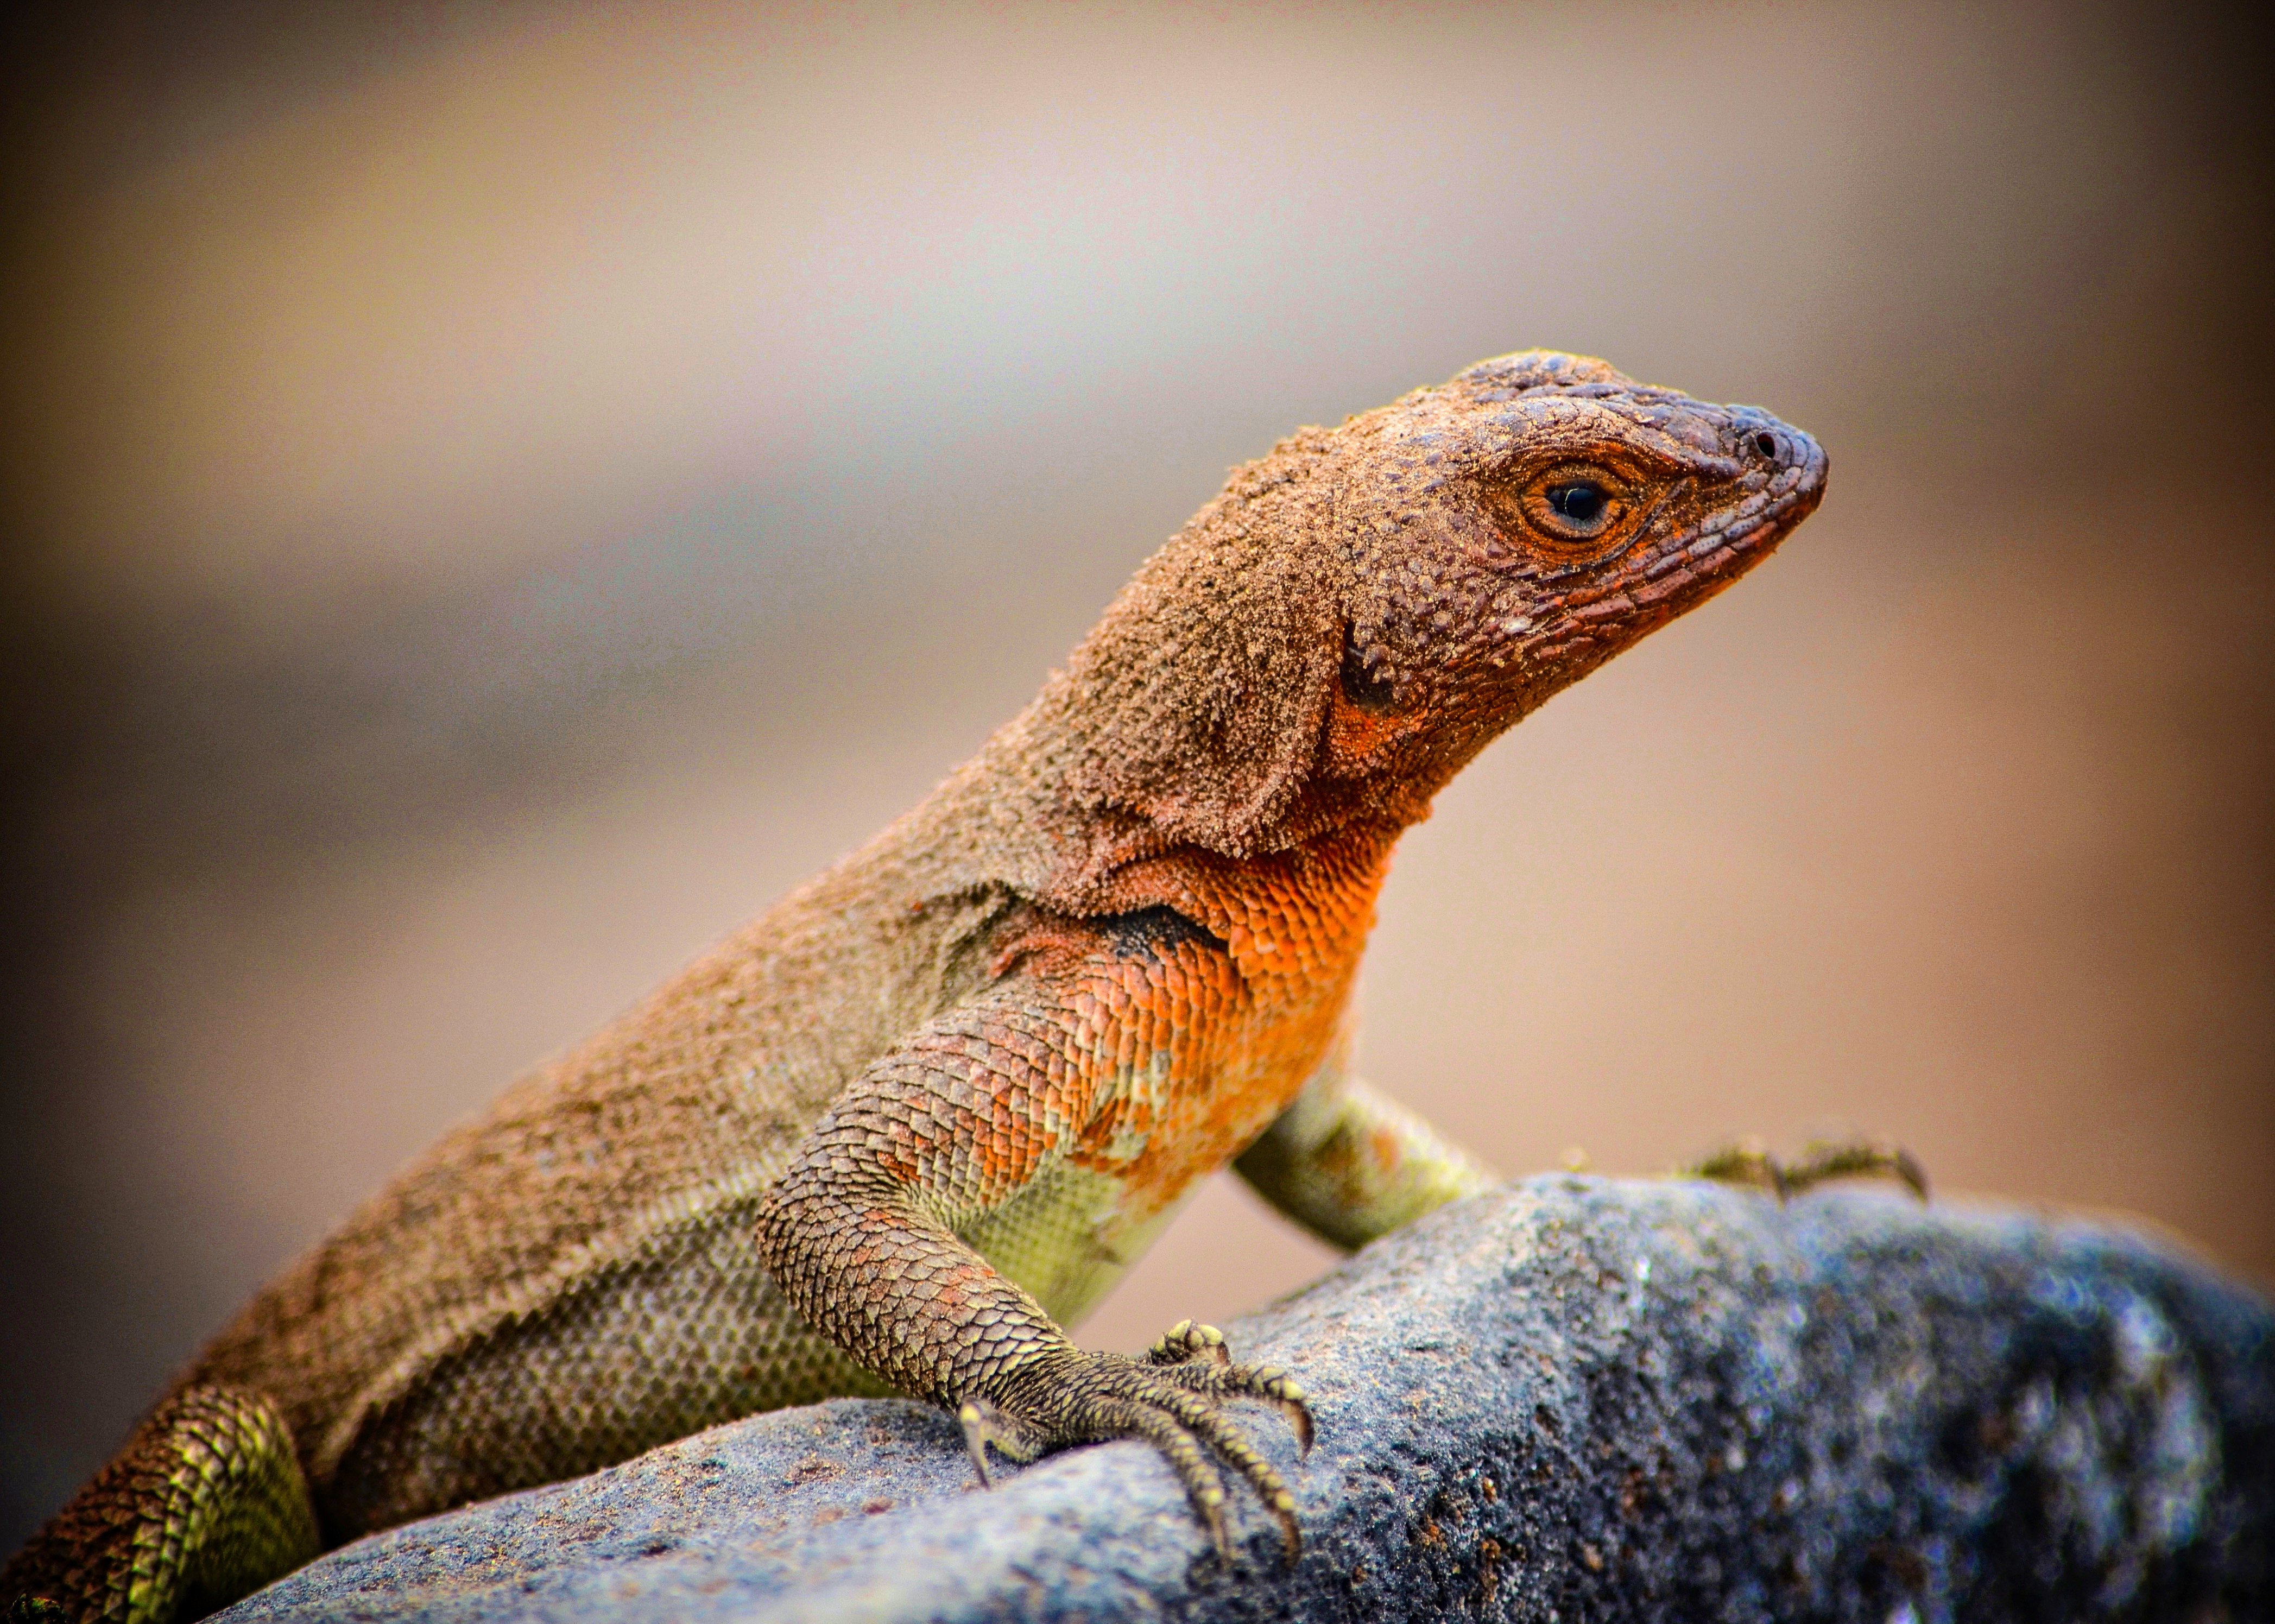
6 351 1855 1621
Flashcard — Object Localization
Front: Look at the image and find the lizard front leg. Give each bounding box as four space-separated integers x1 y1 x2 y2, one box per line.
1240 1061 1927 1233
754 985 1313 1559
1236 1059 1497 1252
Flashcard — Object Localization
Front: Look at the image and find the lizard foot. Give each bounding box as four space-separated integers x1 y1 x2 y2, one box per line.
963 1329 1312 1561
1683 1135 1929 1203
1143 1319 1315 1454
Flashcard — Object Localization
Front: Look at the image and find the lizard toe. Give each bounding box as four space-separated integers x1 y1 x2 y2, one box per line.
1145 1319 1231 1368
1143 1382 1303 1557
1683 1135 1928 1204
977 1345 1309 1562
957 1395 1046 1486
1151 1350 1315 1455
1084 1393 1234 1559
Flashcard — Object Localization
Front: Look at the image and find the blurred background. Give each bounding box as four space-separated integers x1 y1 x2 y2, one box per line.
2 0 2268 1549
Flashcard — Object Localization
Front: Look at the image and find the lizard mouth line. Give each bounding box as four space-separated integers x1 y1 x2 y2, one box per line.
1676 473 1820 565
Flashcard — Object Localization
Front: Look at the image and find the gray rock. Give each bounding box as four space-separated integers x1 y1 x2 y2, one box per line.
218 1178 2273 1623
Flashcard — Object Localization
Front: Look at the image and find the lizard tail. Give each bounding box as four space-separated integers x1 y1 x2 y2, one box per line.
3 1385 320 1623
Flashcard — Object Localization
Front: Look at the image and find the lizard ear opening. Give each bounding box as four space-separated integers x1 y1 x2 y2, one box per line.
1058 538 1342 858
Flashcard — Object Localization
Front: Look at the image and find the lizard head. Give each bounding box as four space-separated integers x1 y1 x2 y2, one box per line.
1033 350 1826 870
1313 350 1828 818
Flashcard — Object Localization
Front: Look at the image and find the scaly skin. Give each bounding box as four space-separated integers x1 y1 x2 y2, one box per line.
6 351 1827 1619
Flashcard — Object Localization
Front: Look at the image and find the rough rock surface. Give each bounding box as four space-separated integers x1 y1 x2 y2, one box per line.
219 1178 2272 1623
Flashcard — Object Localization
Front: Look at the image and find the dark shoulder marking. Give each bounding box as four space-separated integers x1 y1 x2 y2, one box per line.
1096 905 1228 961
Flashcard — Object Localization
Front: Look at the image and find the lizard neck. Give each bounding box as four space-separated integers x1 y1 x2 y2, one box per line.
887 700 1424 931
1069 819 1402 990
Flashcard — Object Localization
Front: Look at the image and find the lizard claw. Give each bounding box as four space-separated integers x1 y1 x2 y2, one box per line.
1176 1366 1312 1458
1145 1319 1231 1368
1145 1319 1312 1455
956 1396 1042 1487
975 1332 1313 1562
1148 1337 1313 1457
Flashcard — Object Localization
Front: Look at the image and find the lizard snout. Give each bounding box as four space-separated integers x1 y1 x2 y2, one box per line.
1727 409 1828 497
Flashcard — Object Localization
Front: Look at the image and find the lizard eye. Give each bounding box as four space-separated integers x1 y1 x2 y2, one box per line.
1548 483 1604 522
1501 465 1631 555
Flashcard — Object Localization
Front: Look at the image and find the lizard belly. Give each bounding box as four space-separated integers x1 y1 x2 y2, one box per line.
961 1160 1195 1329
315 1176 888 1534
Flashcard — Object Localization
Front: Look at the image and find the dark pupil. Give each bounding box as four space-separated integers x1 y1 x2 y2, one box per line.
1550 482 1604 522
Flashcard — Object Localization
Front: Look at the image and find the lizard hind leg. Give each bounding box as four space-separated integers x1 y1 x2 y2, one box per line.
1684 1135 1929 1204
2 1384 320 1624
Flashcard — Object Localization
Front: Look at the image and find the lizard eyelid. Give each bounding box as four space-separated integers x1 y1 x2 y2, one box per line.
1487 462 1639 560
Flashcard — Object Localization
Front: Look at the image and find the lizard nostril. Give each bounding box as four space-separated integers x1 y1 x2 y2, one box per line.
1753 432 1780 460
